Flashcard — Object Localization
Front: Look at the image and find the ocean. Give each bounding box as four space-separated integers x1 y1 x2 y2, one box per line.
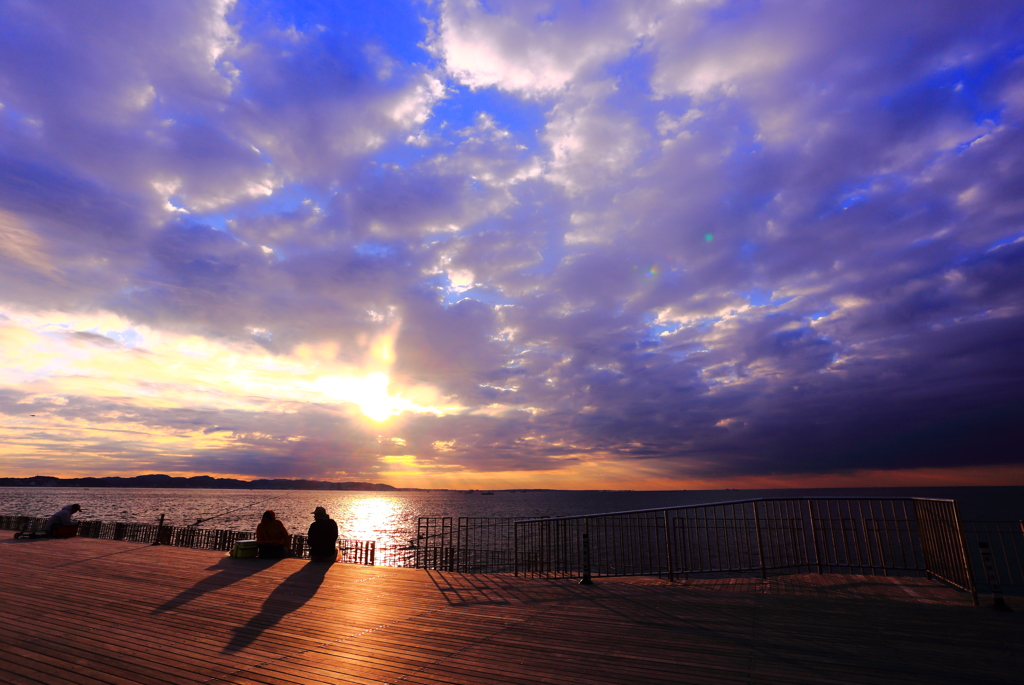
2 486 1021 548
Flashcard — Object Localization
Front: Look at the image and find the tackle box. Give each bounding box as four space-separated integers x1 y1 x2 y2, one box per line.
230 539 259 558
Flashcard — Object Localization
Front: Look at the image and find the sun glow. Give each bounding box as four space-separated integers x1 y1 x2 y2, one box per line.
313 371 413 421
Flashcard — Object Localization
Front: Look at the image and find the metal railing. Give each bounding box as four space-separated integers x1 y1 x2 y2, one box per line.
0 515 381 565
513 498 980 602
960 521 1024 594
414 517 521 572
7 505 1021 602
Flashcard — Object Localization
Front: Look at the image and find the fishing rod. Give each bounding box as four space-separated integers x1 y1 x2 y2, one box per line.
188 495 279 527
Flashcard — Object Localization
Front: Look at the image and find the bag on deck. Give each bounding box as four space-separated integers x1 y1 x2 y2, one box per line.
230 540 259 558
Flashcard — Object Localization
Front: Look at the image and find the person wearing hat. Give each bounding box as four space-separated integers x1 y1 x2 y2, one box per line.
307 506 338 563
44 503 81 537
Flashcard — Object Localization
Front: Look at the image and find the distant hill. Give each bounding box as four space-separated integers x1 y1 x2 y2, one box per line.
0 474 399 491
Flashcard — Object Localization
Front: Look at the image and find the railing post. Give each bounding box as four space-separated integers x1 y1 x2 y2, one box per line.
579 519 593 585
513 521 519 576
415 518 423 569
754 502 766 579
951 501 978 606
664 510 674 581
808 499 821 574
913 500 934 579
152 513 165 546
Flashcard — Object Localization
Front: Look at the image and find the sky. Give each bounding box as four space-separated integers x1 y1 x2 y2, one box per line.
1 0 1023 489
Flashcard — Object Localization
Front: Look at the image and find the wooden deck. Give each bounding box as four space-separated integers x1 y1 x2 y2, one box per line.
0 537 1020 684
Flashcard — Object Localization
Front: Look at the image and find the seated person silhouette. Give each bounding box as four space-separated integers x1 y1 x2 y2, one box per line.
44 503 81 537
307 506 338 562
255 510 290 558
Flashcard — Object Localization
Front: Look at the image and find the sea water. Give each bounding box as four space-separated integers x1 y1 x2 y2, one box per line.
2 486 1021 548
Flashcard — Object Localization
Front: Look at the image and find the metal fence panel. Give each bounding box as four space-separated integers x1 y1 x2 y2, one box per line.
513 497 981 602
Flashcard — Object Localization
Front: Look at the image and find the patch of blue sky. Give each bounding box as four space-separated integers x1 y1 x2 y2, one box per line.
816 180 874 219
984 231 1024 253
838 192 867 212
427 85 548 152
166 194 189 212
604 49 658 121
181 184 333 241
647 319 682 337
371 138 436 170
743 288 772 307
100 327 145 348
353 241 397 259
665 346 707 363
230 0 433 67
424 272 449 294
179 208 231 233
742 288 796 308
939 42 1024 127
518 238 567 277
236 183 334 223
636 314 678 349
0 101 40 132
149 100 218 133
443 285 513 308
807 308 835 322
705 0 762 25
879 43 1021 131
738 240 758 260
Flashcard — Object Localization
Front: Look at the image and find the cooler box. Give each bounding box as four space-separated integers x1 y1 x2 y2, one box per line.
230 540 259 558
53 524 79 539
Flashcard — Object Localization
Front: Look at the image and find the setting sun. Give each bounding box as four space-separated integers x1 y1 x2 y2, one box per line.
314 372 412 422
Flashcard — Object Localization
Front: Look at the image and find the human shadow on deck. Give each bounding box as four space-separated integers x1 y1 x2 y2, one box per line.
223 562 331 653
154 557 280 614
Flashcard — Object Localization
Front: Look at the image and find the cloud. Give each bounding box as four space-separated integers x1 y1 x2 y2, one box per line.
1 0 1022 486
431 0 662 96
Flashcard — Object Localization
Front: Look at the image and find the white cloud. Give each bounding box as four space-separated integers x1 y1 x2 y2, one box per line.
432 0 662 96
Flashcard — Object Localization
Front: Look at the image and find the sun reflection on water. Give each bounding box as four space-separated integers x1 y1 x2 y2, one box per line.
340 495 401 541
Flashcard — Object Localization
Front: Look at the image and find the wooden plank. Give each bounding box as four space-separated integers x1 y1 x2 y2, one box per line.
1 537 1020 685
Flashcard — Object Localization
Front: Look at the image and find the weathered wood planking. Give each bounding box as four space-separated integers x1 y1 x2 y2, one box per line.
0 537 1019 685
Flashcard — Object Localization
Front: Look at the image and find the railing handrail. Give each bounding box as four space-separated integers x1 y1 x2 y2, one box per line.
515 496 958 525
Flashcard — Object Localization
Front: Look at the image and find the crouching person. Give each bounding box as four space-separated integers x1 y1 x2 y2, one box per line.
307 506 338 563
44 503 81 538
256 510 291 558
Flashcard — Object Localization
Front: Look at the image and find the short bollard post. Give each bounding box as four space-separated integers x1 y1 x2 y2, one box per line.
978 541 1011 612
152 513 165 546
580 522 593 585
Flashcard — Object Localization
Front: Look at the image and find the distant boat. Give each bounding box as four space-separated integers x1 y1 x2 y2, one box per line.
480 491 494 495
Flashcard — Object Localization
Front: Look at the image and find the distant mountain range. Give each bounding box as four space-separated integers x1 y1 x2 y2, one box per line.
0 474 399 491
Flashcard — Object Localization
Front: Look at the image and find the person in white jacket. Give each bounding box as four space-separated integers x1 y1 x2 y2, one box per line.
44 503 81 535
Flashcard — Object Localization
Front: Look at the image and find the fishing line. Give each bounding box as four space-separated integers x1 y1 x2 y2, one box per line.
188 495 280 527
